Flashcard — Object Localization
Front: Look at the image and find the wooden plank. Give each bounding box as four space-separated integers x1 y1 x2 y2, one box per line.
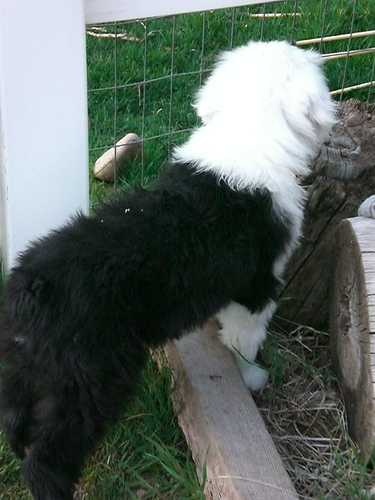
85 0 280 24
0 0 89 270
164 321 298 500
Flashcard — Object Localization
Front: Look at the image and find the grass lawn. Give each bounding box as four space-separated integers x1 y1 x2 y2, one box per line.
1 0 375 498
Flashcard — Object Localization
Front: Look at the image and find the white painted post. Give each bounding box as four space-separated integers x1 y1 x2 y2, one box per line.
0 0 89 272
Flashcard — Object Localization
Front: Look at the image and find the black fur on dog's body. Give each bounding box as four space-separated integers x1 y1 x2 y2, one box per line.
0 161 290 499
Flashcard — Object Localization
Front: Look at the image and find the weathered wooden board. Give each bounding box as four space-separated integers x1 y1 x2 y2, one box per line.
330 216 375 462
163 320 298 500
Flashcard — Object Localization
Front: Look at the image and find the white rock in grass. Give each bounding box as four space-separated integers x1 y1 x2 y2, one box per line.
94 133 141 182
358 195 375 219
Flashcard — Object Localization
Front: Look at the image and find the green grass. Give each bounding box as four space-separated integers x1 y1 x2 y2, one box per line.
1 1 375 498
78 360 204 500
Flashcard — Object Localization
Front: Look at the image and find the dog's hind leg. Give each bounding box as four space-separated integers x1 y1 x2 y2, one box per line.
22 414 89 500
2 342 147 500
216 301 275 392
0 322 34 459
0 365 33 459
1 363 87 499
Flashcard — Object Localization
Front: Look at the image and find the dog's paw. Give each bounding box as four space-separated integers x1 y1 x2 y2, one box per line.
237 359 269 392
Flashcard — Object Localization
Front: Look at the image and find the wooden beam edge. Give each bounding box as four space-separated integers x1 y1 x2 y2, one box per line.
84 0 280 24
161 321 298 500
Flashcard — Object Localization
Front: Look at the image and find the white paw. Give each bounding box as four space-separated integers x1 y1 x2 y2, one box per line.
237 358 269 392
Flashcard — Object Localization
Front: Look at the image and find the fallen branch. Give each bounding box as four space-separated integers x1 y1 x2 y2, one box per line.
248 13 301 18
331 81 375 96
297 29 375 46
87 26 141 42
322 46 375 61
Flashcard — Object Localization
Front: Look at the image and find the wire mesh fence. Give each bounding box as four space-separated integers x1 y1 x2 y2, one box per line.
86 0 375 201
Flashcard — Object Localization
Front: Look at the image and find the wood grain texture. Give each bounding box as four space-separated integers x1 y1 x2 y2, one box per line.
278 100 375 330
163 321 298 500
330 217 375 462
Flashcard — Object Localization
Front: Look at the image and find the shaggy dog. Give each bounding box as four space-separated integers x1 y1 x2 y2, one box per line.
0 41 336 499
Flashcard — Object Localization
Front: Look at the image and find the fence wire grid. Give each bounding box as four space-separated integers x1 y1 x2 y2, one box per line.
86 0 375 200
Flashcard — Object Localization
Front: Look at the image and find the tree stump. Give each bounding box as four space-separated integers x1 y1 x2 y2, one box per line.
278 100 375 330
330 217 375 462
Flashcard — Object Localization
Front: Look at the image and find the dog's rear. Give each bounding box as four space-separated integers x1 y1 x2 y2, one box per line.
0 266 89 499
0 234 147 499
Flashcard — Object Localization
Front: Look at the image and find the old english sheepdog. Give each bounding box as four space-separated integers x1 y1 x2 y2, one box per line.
0 41 335 499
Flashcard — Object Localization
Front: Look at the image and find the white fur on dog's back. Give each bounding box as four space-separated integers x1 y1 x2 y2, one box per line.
174 41 336 265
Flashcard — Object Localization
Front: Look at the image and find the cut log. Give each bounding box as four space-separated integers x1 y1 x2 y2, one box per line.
330 217 375 462
278 100 375 330
163 320 298 500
